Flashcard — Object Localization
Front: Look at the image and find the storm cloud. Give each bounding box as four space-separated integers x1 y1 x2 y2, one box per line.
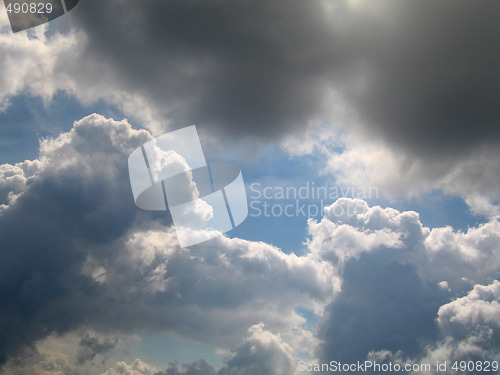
1 0 498 210
64 0 500 157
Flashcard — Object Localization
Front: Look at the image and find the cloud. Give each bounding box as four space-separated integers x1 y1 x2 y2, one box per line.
62 0 339 138
322 130 500 216
218 323 294 375
0 330 136 375
0 114 150 364
156 324 295 375
2 0 499 215
390 281 500 371
2 2 499 370
316 252 446 363
307 198 426 270
1 347 77 375
67 0 500 151
3 324 295 375
0 159 41 210
4 140 498 371
0 13 78 107
4 0 500 150
102 359 158 375
306 198 500 364
1 125 499 375
0 114 334 369
438 281 500 348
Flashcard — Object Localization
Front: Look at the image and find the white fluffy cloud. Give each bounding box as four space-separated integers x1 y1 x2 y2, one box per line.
217 323 294 375
0 9 163 132
401 281 500 373
0 12 76 107
438 281 500 347
307 198 500 293
0 159 40 210
308 198 413 269
305 198 500 365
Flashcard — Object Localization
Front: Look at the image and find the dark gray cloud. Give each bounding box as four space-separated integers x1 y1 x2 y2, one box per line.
66 0 500 158
0 115 149 364
341 1 500 159
68 0 337 140
316 252 445 363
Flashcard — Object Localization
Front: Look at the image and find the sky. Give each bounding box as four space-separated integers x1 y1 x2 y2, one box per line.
0 1 499 374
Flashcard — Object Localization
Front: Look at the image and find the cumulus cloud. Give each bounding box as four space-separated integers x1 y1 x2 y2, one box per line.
306 198 500 365
0 114 334 370
387 281 500 373
0 159 41 210
438 281 500 349
307 198 426 271
156 324 295 375
0 114 149 364
218 323 294 375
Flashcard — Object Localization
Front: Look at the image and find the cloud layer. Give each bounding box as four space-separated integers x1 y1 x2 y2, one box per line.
1 1 500 371
0 116 498 374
